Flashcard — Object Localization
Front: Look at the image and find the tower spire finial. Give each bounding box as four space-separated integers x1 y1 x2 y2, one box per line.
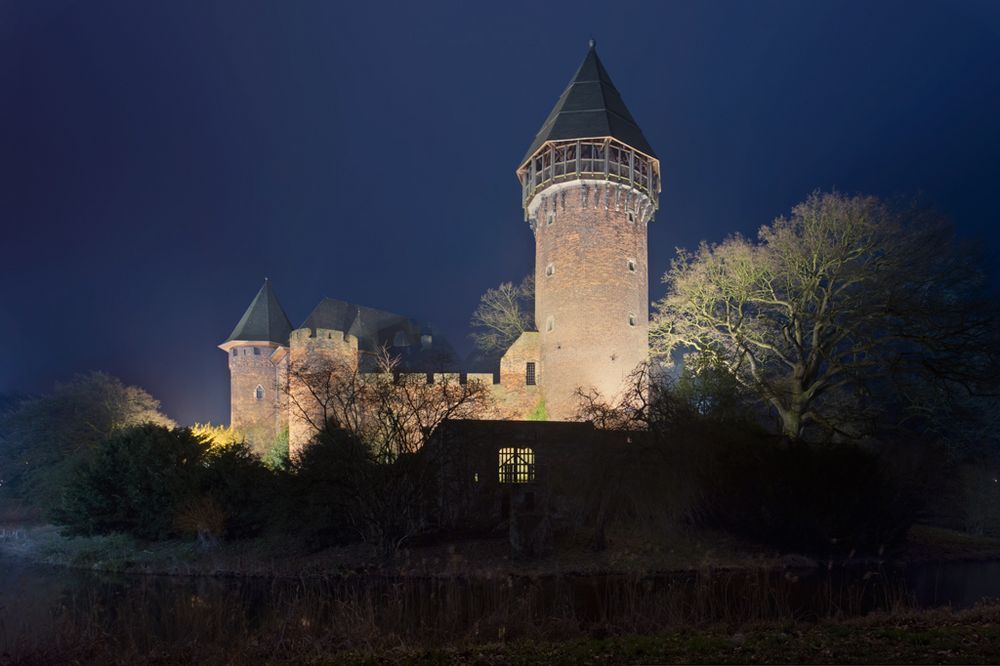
588 36 595 49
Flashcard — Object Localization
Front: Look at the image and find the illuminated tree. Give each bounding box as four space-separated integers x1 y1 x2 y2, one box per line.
0 372 174 506
469 274 534 356
191 423 243 450
651 191 999 441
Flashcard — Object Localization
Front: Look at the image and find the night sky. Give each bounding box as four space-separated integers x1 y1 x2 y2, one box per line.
2 0 999 425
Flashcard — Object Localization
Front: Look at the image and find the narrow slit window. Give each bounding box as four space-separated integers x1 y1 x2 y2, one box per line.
547 213 554 226
546 316 554 332
498 447 535 484
628 211 636 223
628 314 637 327
525 361 536 386
254 385 265 400
545 263 555 277
253 347 261 356
231 349 237 357
627 259 636 273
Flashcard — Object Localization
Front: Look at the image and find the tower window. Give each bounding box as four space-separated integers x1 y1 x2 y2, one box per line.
628 314 637 327
546 316 554 332
628 211 636 223
499 447 535 484
231 349 237 357
545 263 555 277
526 362 536 386
627 259 636 273
254 385 265 400
546 213 554 226
253 347 260 356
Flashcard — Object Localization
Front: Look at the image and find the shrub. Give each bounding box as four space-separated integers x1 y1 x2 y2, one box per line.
56 425 275 542
277 426 435 554
55 424 205 540
274 427 372 549
959 461 1000 537
197 441 273 539
262 427 290 471
693 433 924 555
0 372 173 510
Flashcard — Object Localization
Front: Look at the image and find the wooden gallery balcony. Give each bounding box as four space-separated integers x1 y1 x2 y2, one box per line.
518 138 660 213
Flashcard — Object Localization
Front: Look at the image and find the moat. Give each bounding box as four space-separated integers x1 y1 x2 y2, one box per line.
3 551 1000 657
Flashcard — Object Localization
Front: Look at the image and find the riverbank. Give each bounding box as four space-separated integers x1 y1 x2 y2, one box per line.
0 522 782 577
10 603 1000 665
3 522 1000 579
334 604 1000 665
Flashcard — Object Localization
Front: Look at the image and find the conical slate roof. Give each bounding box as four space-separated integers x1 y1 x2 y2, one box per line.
224 279 293 345
521 42 656 165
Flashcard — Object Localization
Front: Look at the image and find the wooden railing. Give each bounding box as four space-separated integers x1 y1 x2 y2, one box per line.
519 138 660 209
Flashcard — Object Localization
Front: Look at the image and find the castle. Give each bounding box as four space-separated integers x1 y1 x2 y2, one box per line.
220 42 660 455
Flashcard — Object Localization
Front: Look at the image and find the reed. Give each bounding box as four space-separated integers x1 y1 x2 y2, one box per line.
2 565 915 665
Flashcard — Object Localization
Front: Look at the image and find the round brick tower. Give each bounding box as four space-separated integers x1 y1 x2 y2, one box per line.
219 279 293 455
518 42 660 420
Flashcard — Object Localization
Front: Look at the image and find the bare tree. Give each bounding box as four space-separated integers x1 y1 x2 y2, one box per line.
469 274 535 356
283 348 498 553
650 191 999 441
0 372 174 507
285 346 498 459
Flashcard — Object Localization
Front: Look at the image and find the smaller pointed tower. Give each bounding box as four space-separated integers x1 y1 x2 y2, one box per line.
218 279 293 455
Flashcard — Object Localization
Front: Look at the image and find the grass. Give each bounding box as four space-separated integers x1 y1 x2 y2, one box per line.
1 520 782 578
6 521 1000 580
903 525 1000 563
303 605 1000 664
11 605 1000 665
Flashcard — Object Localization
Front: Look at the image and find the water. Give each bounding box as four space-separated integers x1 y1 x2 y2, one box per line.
1 553 999 656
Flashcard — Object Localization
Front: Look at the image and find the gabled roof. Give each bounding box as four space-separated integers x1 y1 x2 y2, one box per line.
299 297 457 369
224 279 293 345
521 42 657 166
300 298 410 346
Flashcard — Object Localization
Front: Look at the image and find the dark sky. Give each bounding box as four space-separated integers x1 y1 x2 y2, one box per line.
2 0 999 425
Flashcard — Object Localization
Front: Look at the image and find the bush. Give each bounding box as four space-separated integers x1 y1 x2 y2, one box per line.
196 441 274 539
275 426 435 554
273 427 372 549
56 425 275 541
693 432 925 555
0 372 173 510
55 424 205 540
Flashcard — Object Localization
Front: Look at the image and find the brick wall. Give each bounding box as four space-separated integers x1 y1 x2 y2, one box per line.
530 180 651 419
287 327 359 458
227 343 283 456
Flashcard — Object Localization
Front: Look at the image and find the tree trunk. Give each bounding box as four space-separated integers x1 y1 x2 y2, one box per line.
777 394 805 439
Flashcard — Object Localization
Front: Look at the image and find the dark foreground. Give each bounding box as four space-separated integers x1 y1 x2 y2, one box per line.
6 605 1000 665
342 606 1000 665
4 524 1000 665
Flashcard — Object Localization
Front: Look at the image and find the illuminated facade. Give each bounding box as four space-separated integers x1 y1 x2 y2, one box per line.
517 40 660 419
220 42 659 452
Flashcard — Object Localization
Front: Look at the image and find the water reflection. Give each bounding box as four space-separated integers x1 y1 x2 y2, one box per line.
2 554 999 654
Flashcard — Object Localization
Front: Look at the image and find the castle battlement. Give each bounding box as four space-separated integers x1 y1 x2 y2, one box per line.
358 371 497 386
289 327 359 349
